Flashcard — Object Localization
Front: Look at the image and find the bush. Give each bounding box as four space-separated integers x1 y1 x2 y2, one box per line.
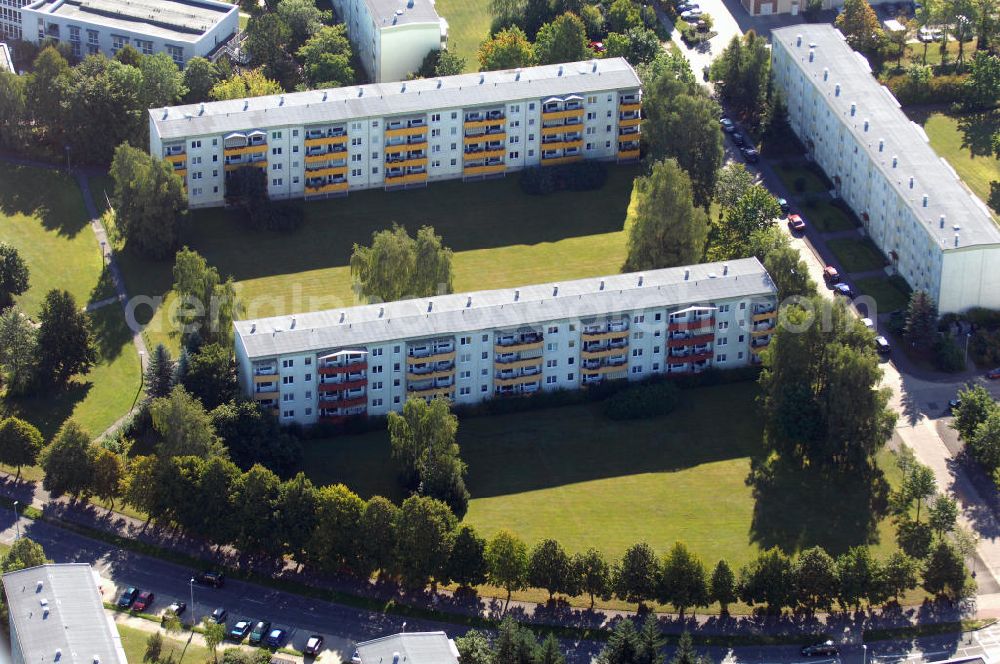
965 307 1000 328
883 73 969 106
604 381 681 420
933 336 967 372
970 328 1000 367
519 162 608 195
793 177 807 193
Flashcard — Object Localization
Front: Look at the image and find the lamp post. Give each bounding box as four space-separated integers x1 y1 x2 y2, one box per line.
964 332 972 368
12 500 19 541
862 643 868 664
189 577 196 629
100 240 107 269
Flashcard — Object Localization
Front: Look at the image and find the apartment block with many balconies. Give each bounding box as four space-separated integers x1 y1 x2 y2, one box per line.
233 258 778 427
149 58 643 208
771 25 1000 314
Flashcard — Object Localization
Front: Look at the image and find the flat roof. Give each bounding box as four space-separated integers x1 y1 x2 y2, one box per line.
2 564 127 664
23 0 236 44
235 258 777 360
151 57 641 140
355 632 459 664
772 25 1000 250
365 0 440 28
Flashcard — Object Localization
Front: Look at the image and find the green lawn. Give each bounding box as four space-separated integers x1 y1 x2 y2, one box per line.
127 168 637 353
436 0 493 72
919 110 1000 210
774 162 830 197
903 37 979 68
827 237 889 274
117 624 214 664
801 199 857 233
856 275 913 315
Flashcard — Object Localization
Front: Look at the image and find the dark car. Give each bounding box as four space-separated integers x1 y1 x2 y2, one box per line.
778 197 789 213
741 146 759 163
228 620 252 642
823 265 841 285
875 335 891 355
731 132 745 146
801 641 839 657
720 117 735 133
787 214 806 233
195 571 225 588
166 601 186 616
265 628 287 648
949 396 962 412
132 591 154 612
834 283 854 298
249 621 272 646
117 587 138 609
211 607 228 624
988 368 1000 380
303 635 325 657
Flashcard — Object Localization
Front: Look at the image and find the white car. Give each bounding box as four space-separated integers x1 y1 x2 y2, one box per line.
918 26 943 41
681 8 703 19
861 317 874 329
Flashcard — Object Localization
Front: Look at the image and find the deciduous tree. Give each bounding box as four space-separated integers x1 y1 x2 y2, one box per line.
534 13 592 65
793 546 838 613
485 529 528 609
0 418 43 478
395 494 456 589
181 343 237 410
0 307 36 396
657 541 708 618
40 420 95 497
210 400 302 476
151 386 223 458
351 224 454 303
923 540 970 600
36 290 96 386
298 25 355 88
573 547 611 608
209 68 284 101
882 551 919 601
709 559 737 614
447 524 488 589
738 548 793 613
837 546 882 610
110 143 186 260
477 26 536 71
307 483 365 573
0 243 28 311
836 0 885 55
182 57 221 103
614 542 659 607
528 538 573 600
361 496 399 577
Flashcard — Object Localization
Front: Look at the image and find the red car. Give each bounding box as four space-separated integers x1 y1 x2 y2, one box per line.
988 368 1000 379
787 214 806 233
132 591 154 612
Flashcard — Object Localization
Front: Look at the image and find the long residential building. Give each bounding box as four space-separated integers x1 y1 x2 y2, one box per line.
771 25 1000 314
331 0 447 82
233 259 778 427
148 58 643 208
20 0 238 65
0 0 26 40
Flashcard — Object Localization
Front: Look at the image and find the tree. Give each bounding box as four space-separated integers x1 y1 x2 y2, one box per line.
836 0 885 55
275 472 318 563
27 47 70 141
245 13 294 85
144 632 163 663
62 57 146 165
138 52 187 109
528 538 573 600
276 0 328 50
0 307 37 396
923 540 970 600
90 446 124 506
351 224 454 303
671 632 709 664
597 619 640 664
953 383 997 442
904 290 939 353
211 400 302 477
537 634 567 664
150 386 224 458
209 68 284 101
534 13 592 65
298 25 355 88
447 524 488 589
0 72 28 150
478 26 536 71
395 495 456 589
493 616 540 664
712 185 781 260
657 542 708 618
604 28 662 66
0 418 43 478
306 483 364 573
181 343 237 410
882 551 918 602
709 559 737 614
182 57 221 103
0 539 48 621
764 243 817 301
433 50 467 76
964 51 1000 109
709 31 771 129
36 290 96 386
714 164 755 210
455 630 494 664
171 247 238 348
580 4 604 39
614 542 659 607
110 143 186 260
232 464 283 557
637 615 666 664
623 159 708 271
929 495 959 535
39 420 95 496
203 619 226 663
573 548 611 608
361 496 399 577
485 529 528 610
144 343 175 401
0 243 28 311
738 548 793 613
902 459 936 522
793 547 838 613
837 546 882 610
970 409 1000 473
606 0 642 32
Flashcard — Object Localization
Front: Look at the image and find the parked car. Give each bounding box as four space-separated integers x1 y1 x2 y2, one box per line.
589 40 605 52
304 635 325 657
861 317 875 329
801 641 839 657
211 607 228 624
677 2 698 11
720 117 735 133
265 628 287 648
918 26 943 41
228 620 253 642
731 132 745 146
194 571 225 588
695 19 709 31
166 601 186 616
834 283 854 297
778 197 789 213
823 265 841 285
680 8 703 18
132 591 154 612
740 146 759 163
987 368 1000 380
875 335 891 355
117 587 138 609
249 621 272 646
949 396 962 412
787 214 806 233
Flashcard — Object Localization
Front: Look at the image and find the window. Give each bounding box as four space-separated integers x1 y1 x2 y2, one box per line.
719 304 730 313
372 398 383 407
450 143 458 151
738 335 744 343
165 44 183 65
393 363 400 372
567 357 574 365
546 376 557 384
371 121 378 127
351 138 362 146
271 178 283 186
111 34 129 53
451 112 458 119
371 348 383 356
718 321 729 330
718 338 728 346
393 379 401 387
567 373 574 381
655 313 662 321
282 393 294 402
481 385 488 392
528 134 535 141
460 353 471 363
282 376 294 385
87 29 98 44
460 336 470 345
631 366 643 374
481 352 488 360
481 368 488 376
305 408 312 415
716 354 727 362
280 361 292 371
546 342 557 352
373 381 383 390
460 386 471 395
394 395 401 403
192 187 202 196
450 127 457 135
450 159 457 166
135 39 152 55
432 145 441 153
372 151 379 160
547 326 558 334
394 345 400 354
372 167 379 174
304 373 312 381
351 168 361 177
431 113 440 122
282 410 294 418
460 370 471 379
509 151 519 159
546 359 557 368
631 348 643 357
271 147 282 156
191 140 202 149
372 365 383 374
431 129 441 137
529 103 535 110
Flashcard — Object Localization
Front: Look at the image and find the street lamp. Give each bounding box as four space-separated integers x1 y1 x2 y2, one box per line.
12 500 19 541
964 332 972 368
189 577 196 629
862 644 868 664
100 240 107 269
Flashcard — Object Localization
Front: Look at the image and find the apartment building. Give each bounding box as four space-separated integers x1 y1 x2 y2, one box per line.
148 57 643 208
331 0 447 82
20 0 238 65
771 25 1000 314
233 259 778 427
0 0 26 40
0 42 12 71
740 0 887 17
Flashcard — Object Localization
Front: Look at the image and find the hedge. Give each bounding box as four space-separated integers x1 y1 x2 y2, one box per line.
519 161 609 195
882 73 968 106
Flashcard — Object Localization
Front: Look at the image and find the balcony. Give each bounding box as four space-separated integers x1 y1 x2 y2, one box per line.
407 385 455 400
385 172 428 186
464 147 506 160
319 376 367 391
540 123 582 136
223 144 267 157
253 364 277 376
618 149 640 161
494 373 543 388
690 349 713 363
253 389 278 400
751 324 774 337
495 334 543 350
305 134 348 147
464 163 505 177
385 124 428 138
540 155 583 167
319 394 367 408
318 360 366 375
464 133 506 146
385 156 428 169
582 364 628 376
581 346 627 360
304 165 348 178
619 116 642 128
305 181 349 196
464 117 505 130
163 153 186 164
668 317 715 332
384 141 428 155
752 308 777 322
542 108 585 121
406 348 455 364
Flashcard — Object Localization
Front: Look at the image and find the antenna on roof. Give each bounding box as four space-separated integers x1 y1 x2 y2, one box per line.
199 103 205 115
243 98 249 111
323 90 328 101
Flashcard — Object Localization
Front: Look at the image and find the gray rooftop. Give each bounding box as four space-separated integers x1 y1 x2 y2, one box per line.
151 58 641 140
24 0 236 43
355 631 459 664
773 25 1000 249
364 0 441 28
2 564 127 664
235 258 777 360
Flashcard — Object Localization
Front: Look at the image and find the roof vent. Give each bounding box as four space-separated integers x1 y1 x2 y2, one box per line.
322 91 328 101
808 49 815 62
290 316 296 329
379 306 384 318
922 194 928 207
55 650 61 661
638 275 644 286
36 581 43 593
822 67 828 81
723 263 729 275
479 73 484 84
279 95 285 106
863 119 869 132
358 87 364 97
40 598 48 608
599 279 605 290
878 138 884 152
558 65 563 76
162 107 169 120
250 323 256 333
427 301 433 312
436 79 442 88
834 83 840 97
591 59 598 72
796 34 802 47
850 102 856 117
953 223 961 231
515 69 521 80
909 176 914 189
553 285 559 296
408 0 414 6
339 312 345 323
401 82 406 92
199 103 205 115
94 656 100 664
243 99 249 111
514 289 520 301
684 268 690 280
393 653 401 664
891 156 898 168
955 233 960 247
940 215 946 228
466 296 472 308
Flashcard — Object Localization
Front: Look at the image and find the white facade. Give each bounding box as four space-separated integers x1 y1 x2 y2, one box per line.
233 259 778 427
149 58 643 208
771 25 1000 314
0 0 27 40
20 0 238 65
331 0 446 82
0 42 12 72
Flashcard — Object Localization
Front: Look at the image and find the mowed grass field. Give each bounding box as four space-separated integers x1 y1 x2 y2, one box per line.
117 624 214 664
0 164 140 439
919 110 1000 211
127 167 637 353
436 0 493 72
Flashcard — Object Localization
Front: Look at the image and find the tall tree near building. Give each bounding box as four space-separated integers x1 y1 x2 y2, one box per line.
882 551 919 601
709 559 737 614
276 0 328 50
0 243 28 311
963 52 1000 109
970 409 1000 473
604 27 662 66
90 447 124 506
765 244 817 301
171 247 238 348
714 164 756 210
246 13 295 86
477 26 537 71
623 159 708 271
527 538 574 600
361 496 399 577
144 343 175 401
447 524 488 589
298 25 355 88
835 0 885 56
904 290 939 353
150 386 225 459
182 57 221 103
39 420 95 497
110 143 186 260
929 495 959 535
0 418 43 478
952 384 997 442
902 459 936 522
26 47 70 142
573 547 612 607
210 400 303 475
232 463 284 557
36 290 96 386
276 472 319 563
0 307 37 396
209 68 284 100
709 31 771 129
738 548 794 613
351 224 454 303
605 0 643 33
711 185 782 260
63 57 146 163
306 483 365 572
614 542 659 607
792 546 838 613
181 343 237 410
0 73 27 150
485 529 528 610
394 495 456 589
138 53 187 109
657 541 708 617
533 13 593 65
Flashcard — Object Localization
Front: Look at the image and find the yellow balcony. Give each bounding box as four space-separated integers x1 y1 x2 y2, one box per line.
224 161 267 172
304 166 348 178
618 149 640 160
541 124 582 136
541 155 583 166
561 139 584 150
304 152 346 164
174 168 187 177
385 125 428 138
751 327 774 337
408 385 455 400
464 163 506 176
752 310 777 322
385 157 428 169
542 108 585 121
385 172 428 185
253 373 278 384
305 182 349 195
253 390 278 400
494 340 543 353
464 133 505 146
408 367 455 382
619 117 642 128
304 135 348 147
619 102 642 112
582 364 628 376
580 347 628 360
465 148 506 161
163 153 186 164
581 330 629 342
384 142 428 155
464 118 505 130
494 373 543 388
494 357 543 371
223 144 267 157
406 349 455 365
750 343 769 354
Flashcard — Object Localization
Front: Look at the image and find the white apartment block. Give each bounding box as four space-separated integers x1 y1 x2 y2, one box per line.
0 42 12 71
148 58 643 208
772 25 1000 314
233 259 778 427
0 0 26 40
331 0 447 82
20 0 238 65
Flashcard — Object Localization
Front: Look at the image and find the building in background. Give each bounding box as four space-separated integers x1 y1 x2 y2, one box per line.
351 632 460 664
149 58 642 208
0 42 13 72
0 0 26 40
739 0 890 17
771 25 1000 313
20 0 238 65
2 564 127 664
233 259 778 427
331 0 447 82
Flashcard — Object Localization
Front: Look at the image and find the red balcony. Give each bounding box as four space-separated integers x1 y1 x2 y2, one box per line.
667 317 714 332
318 361 367 375
690 350 713 363
318 377 367 391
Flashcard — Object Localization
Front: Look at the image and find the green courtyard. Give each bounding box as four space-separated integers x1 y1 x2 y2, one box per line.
917 109 1000 213
436 0 493 72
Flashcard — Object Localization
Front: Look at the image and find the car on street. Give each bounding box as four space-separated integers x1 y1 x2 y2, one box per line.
875 335 891 355
132 591 154 612
304 635 325 657
801 641 839 657
117 587 138 609
680 8 702 18
778 197 789 213
720 117 735 133
195 571 225 588
861 317 874 329
740 146 759 163
731 132 745 146
948 396 962 412
249 621 272 646
787 214 806 233
265 628 287 648
918 26 943 41
228 620 253 642
834 283 854 298
823 265 841 285
677 2 698 11
166 601 186 616
589 40 605 52
211 607 228 624
988 368 1000 379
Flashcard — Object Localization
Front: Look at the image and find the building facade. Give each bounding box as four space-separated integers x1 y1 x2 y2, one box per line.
0 0 26 40
771 25 1000 314
20 0 238 65
740 0 889 18
149 58 642 208
233 259 778 427
331 0 447 82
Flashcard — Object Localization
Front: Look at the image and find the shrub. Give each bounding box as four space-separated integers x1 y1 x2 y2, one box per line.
970 328 1000 367
793 177 807 193
883 72 969 106
933 336 967 372
519 162 608 195
603 381 681 420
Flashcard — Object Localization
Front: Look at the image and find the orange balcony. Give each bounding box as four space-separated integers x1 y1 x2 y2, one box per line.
318 362 366 375
163 153 186 164
385 172 428 186
384 156 428 169
224 161 266 172
560 139 584 150
174 168 187 177
223 144 267 157
464 148 506 161
304 166 348 178
541 123 582 136
581 364 628 376
304 135 348 147
384 141 428 155
493 373 543 388
752 310 777 322
305 182 349 195
542 108 585 121
580 347 628 360
304 151 346 164
618 149 640 160
464 118 505 130
407 385 455 400
464 133 505 146
385 125 428 138
668 318 714 332
619 102 642 112
464 163 505 176
619 117 642 128
540 155 582 166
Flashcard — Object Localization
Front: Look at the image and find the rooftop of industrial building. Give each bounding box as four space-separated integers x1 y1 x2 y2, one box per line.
235 258 777 360
354 631 460 664
772 24 1000 250
150 57 641 140
23 0 237 43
